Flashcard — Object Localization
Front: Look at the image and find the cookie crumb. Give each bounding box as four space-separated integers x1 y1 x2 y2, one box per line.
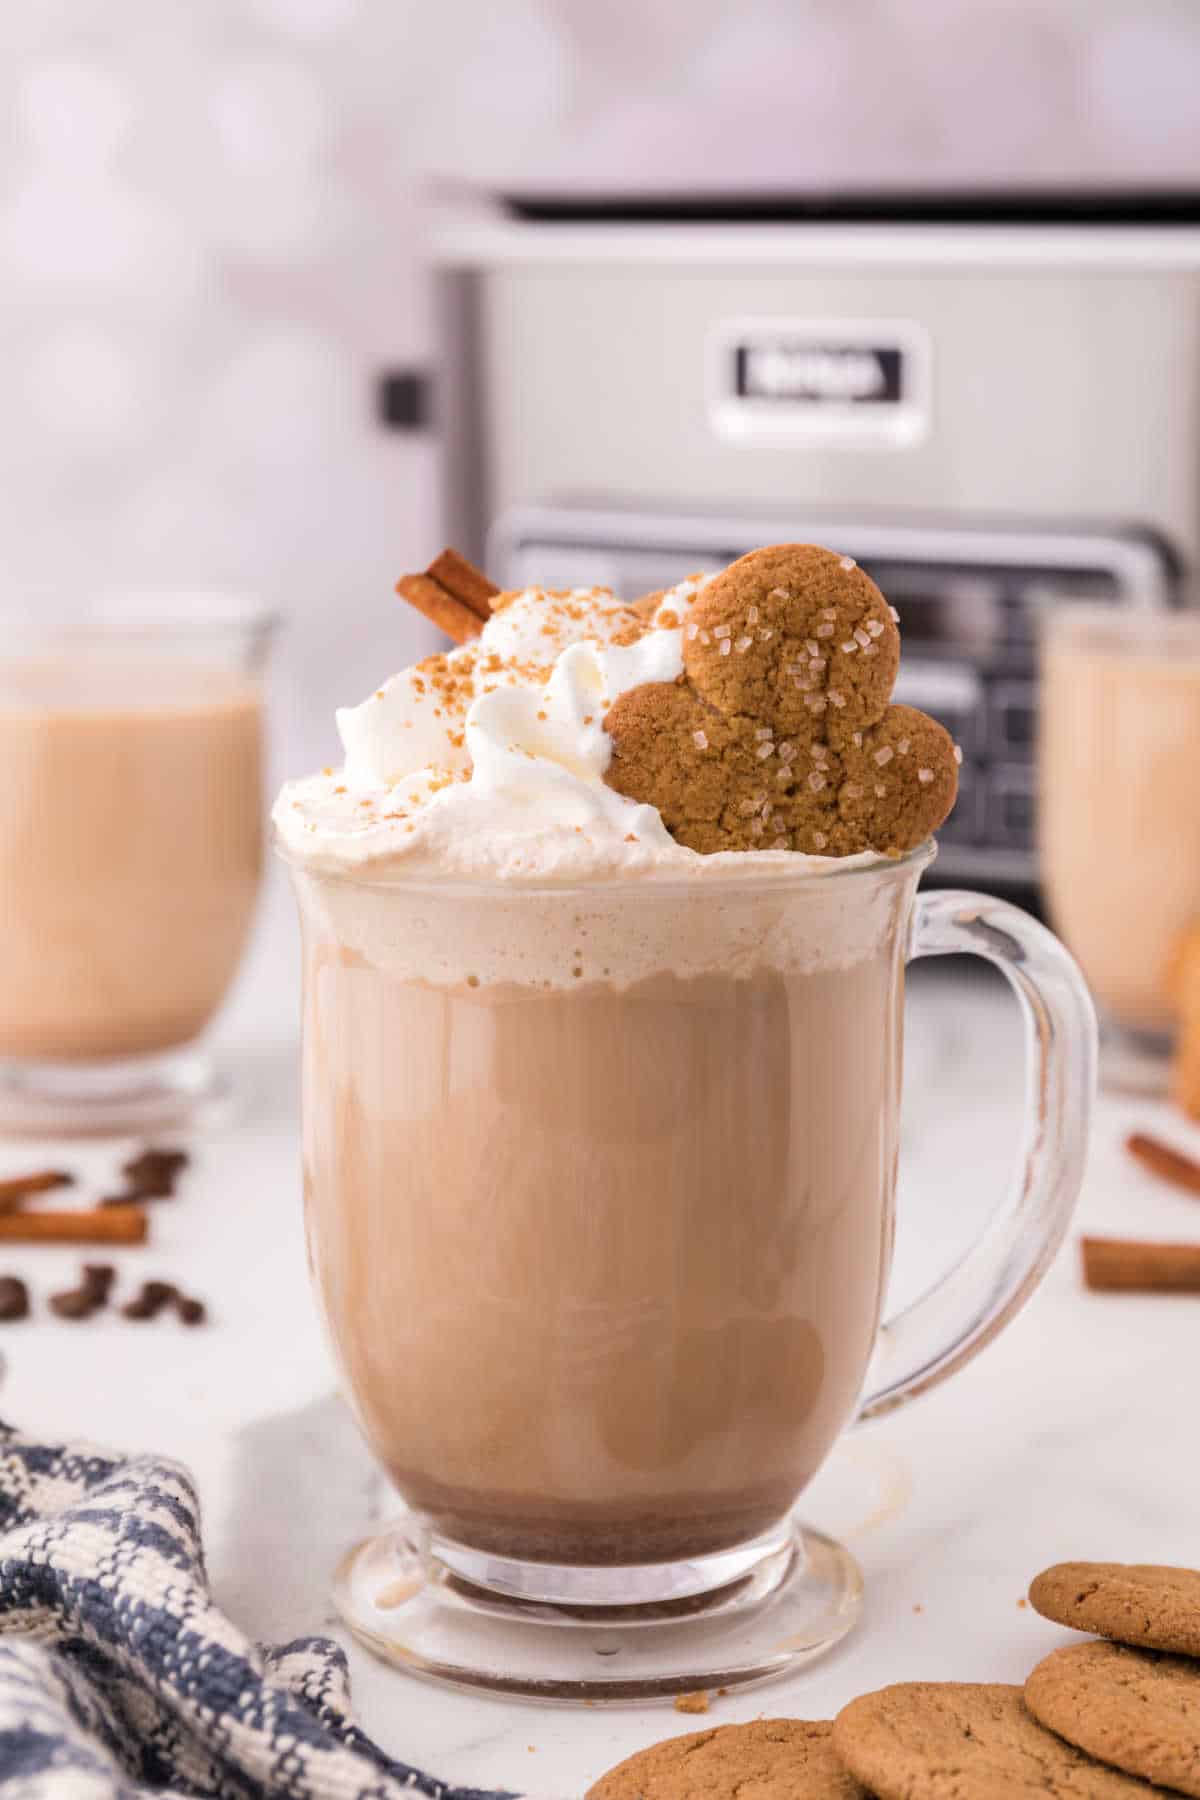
674 1691 709 1715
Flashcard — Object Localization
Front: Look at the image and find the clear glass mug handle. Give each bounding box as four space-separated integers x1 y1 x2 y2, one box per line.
858 888 1097 1421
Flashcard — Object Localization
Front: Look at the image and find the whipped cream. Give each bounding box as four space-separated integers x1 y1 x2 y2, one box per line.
273 576 869 885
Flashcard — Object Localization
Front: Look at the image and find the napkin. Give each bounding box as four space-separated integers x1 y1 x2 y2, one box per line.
0 1420 514 1799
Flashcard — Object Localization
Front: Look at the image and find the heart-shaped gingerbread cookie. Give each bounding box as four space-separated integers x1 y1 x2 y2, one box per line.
605 544 959 856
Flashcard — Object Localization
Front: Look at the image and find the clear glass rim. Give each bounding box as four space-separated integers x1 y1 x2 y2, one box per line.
1039 600 1200 657
1 589 280 648
273 832 937 899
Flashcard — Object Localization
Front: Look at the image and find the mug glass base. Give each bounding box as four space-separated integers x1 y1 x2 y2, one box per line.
0 1046 235 1138
332 1511 862 1703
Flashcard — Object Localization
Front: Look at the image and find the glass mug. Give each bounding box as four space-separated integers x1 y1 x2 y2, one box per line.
0 593 275 1134
286 843 1095 1699
1040 602 1200 1091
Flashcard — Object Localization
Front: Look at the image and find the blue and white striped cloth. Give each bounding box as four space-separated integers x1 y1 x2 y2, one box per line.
0 1421 513 1799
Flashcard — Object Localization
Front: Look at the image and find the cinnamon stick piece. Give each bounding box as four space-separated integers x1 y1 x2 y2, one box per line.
0 1169 74 1214
425 549 498 620
1126 1132 1200 1198
0 1207 146 1246
1082 1235 1200 1293
395 548 500 646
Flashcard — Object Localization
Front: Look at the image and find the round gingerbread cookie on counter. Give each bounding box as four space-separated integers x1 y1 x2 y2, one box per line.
1025 1641 1200 1799
1029 1561 1200 1658
587 1718 868 1800
832 1681 1176 1798
604 543 958 858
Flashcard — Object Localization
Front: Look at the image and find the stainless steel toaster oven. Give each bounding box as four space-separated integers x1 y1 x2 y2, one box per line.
432 195 1200 887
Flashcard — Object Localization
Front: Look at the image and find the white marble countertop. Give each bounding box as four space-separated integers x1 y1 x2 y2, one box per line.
3 869 1198 1798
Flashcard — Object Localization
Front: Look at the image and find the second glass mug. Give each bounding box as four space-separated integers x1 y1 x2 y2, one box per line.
0 593 275 1134
288 842 1095 1700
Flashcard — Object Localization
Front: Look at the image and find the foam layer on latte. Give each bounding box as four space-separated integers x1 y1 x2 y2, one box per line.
289 855 908 990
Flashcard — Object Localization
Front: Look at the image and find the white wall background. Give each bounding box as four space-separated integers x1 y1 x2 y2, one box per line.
4 0 1199 777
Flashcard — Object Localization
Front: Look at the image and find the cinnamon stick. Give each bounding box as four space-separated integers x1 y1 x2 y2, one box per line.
1082 1235 1200 1293
395 548 499 645
1126 1132 1200 1198
0 1169 73 1214
425 549 498 620
0 1207 146 1246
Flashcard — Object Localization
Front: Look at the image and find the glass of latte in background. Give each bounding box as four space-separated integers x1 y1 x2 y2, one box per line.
1040 603 1200 1090
0 594 275 1133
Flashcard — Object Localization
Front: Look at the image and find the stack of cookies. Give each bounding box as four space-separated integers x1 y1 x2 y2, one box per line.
588 1561 1200 1798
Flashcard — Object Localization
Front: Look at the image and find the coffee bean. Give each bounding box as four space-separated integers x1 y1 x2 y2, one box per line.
81 1264 115 1301
103 1146 189 1209
118 1277 207 1325
50 1260 119 1320
120 1279 176 1321
122 1149 188 1192
49 1288 98 1320
0 1277 29 1321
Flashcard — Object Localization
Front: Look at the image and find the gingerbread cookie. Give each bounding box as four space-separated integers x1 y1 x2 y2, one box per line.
832 1681 1173 1797
1029 1562 1200 1657
586 1719 868 1800
605 544 958 856
1025 1642 1200 1798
